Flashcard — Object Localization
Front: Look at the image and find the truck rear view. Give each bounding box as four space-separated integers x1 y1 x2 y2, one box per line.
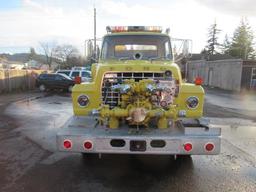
57 26 221 156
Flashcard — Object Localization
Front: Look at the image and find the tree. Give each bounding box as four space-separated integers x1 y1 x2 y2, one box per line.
228 18 255 60
67 56 85 68
205 21 221 55
29 47 36 60
54 44 79 67
221 34 231 54
39 42 56 68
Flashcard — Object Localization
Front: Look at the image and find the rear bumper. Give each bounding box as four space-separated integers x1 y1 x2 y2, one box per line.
57 116 221 155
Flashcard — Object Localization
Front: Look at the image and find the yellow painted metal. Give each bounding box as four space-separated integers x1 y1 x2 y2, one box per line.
72 61 204 118
72 32 205 129
158 117 168 129
174 83 204 118
97 103 177 129
109 117 119 129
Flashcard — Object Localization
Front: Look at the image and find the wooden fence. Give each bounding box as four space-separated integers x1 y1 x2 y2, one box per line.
0 69 48 93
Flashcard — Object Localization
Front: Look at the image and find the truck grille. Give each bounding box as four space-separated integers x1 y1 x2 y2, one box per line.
101 72 164 108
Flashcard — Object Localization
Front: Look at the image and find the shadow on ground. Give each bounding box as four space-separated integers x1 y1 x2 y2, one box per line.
8 154 194 192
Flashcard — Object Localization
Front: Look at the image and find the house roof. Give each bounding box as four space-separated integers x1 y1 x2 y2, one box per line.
190 53 236 61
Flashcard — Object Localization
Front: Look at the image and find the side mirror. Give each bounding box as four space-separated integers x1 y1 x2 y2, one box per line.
85 39 101 63
85 38 103 64
96 45 100 60
171 38 192 62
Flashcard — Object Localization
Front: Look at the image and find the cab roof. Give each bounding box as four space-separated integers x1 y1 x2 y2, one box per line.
104 32 170 38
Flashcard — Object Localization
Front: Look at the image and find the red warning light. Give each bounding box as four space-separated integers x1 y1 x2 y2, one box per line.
194 77 203 85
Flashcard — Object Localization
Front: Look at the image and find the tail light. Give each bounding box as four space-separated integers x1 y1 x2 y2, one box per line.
205 143 215 151
84 141 93 150
184 143 193 152
75 76 81 84
63 139 72 149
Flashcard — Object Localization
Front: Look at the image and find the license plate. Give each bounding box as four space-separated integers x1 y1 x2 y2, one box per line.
130 140 146 152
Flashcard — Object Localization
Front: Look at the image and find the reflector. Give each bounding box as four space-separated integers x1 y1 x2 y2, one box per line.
184 143 192 152
63 140 72 149
205 143 214 151
84 141 93 150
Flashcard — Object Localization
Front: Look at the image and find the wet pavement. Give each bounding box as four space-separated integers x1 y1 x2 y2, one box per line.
0 90 256 192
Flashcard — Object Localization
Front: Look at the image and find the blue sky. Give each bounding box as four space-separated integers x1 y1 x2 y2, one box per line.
0 0 21 9
0 0 255 54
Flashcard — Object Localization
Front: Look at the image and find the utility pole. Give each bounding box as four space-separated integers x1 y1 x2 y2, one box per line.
93 7 96 57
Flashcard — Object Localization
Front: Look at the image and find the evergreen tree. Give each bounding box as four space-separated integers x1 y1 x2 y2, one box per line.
205 21 221 55
221 34 231 54
228 18 255 60
200 48 207 55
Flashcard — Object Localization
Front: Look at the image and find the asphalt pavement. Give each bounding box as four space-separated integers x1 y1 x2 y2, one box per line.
0 90 255 192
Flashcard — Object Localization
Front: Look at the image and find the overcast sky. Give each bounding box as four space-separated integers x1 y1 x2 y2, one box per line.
0 0 255 54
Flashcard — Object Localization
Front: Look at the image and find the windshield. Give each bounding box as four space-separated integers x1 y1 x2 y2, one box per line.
59 73 72 80
57 70 71 76
101 34 172 61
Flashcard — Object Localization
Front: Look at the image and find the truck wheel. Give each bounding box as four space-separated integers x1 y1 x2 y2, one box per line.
39 84 46 92
175 155 193 169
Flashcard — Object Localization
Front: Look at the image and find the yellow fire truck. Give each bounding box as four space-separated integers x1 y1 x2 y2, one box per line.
57 26 221 156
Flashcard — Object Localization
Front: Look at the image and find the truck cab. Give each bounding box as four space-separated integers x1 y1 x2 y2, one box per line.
57 26 221 156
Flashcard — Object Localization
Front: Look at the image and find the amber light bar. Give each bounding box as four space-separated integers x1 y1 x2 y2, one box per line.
106 26 162 33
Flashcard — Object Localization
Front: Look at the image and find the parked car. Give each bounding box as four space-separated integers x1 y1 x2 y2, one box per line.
36 73 75 92
71 66 88 70
56 70 91 82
